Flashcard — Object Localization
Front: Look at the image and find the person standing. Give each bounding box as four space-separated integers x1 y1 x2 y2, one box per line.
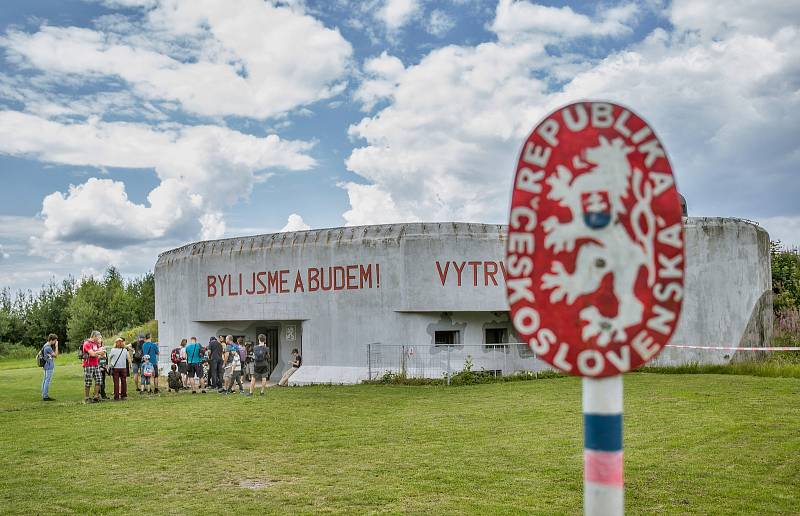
278 348 301 387
141 334 160 394
97 336 109 400
108 337 130 401
236 337 249 381
220 336 234 393
41 333 59 401
178 338 189 388
244 341 255 383
248 334 270 397
185 337 206 394
82 331 106 403
208 336 223 389
131 334 145 392
224 345 243 394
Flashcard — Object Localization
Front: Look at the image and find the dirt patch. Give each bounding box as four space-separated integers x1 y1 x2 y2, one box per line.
238 478 284 490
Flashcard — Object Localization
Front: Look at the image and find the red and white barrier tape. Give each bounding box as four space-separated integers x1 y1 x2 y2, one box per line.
665 345 800 351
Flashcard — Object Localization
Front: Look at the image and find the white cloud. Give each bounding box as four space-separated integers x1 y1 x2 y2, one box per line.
354 51 406 111
280 213 311 232
0 111 316 252
670 0 799 39
346 40 550 224
2 0 353 119
72 244 126 268
0 0 352 288
341 182 418 226
40 177 197 248
491 0 639 42
0 215 44 241
377 0 420 31
426 9 456 37
199 212 226 241
0 245 9 260
344 0 800 228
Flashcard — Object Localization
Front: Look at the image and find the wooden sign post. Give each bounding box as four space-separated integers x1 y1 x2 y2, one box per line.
506 101 684 515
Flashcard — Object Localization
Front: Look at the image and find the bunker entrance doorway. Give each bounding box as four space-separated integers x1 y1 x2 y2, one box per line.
255 326 279 376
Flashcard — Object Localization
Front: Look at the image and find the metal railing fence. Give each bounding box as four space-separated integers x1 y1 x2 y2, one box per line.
367 343 551 384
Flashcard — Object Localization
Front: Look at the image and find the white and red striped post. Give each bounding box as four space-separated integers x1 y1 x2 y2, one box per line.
583 375 624 516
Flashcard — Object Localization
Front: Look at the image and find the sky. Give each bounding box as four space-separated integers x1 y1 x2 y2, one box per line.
0 0 798 292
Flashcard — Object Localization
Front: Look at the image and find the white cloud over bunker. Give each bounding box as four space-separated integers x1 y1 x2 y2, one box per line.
344 0 800 245
0 0 353 269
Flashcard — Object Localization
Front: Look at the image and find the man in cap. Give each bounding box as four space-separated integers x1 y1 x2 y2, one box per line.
130 333 145 391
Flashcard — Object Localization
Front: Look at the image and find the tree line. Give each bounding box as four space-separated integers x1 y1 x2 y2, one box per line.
0 267 154 350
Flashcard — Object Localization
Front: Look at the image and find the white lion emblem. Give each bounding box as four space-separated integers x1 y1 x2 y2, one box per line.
540 136 656 346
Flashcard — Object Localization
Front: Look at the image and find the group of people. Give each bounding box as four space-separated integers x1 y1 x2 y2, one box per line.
166 334 302 396
38 331 302 403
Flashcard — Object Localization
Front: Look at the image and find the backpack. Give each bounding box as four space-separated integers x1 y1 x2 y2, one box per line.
76 343 88 361
36 347 46 368
170 347 182 364
132 344 143 364
167 371 182 390
253 345 268 364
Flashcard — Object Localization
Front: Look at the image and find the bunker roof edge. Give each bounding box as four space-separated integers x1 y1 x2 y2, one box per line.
155 217 764 263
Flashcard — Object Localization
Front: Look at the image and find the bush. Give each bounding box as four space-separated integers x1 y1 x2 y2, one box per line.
0 342 37 359
771 242 800 313
116 320 158 345
775 309 800 341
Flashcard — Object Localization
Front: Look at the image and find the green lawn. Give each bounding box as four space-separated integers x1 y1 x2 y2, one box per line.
1 363 798 515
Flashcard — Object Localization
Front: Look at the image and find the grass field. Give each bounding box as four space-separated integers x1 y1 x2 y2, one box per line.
1 361 798 515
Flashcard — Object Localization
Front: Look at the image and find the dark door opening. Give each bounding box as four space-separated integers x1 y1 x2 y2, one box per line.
255 326 279 375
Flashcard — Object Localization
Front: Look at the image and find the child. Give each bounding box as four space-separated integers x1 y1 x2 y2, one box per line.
141 355 155 394
225 348 243 394
167 363 182 393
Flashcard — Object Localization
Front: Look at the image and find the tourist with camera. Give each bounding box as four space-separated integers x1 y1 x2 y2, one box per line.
40 333 59 401
81 330 106 404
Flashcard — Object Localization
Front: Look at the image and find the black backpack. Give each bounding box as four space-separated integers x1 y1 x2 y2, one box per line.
253 345 268 364
36 347 46 368
132 344 143 364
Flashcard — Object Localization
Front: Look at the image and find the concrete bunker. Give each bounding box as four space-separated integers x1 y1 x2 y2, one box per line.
155 218 772 384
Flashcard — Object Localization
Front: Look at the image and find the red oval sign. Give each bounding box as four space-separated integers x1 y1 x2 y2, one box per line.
506 101 684 377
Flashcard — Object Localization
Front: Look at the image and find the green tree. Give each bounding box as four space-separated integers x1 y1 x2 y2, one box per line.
2 267 156 351
23 278 75 347
66 277 107 345
127 272 155 323
771 241 800 312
